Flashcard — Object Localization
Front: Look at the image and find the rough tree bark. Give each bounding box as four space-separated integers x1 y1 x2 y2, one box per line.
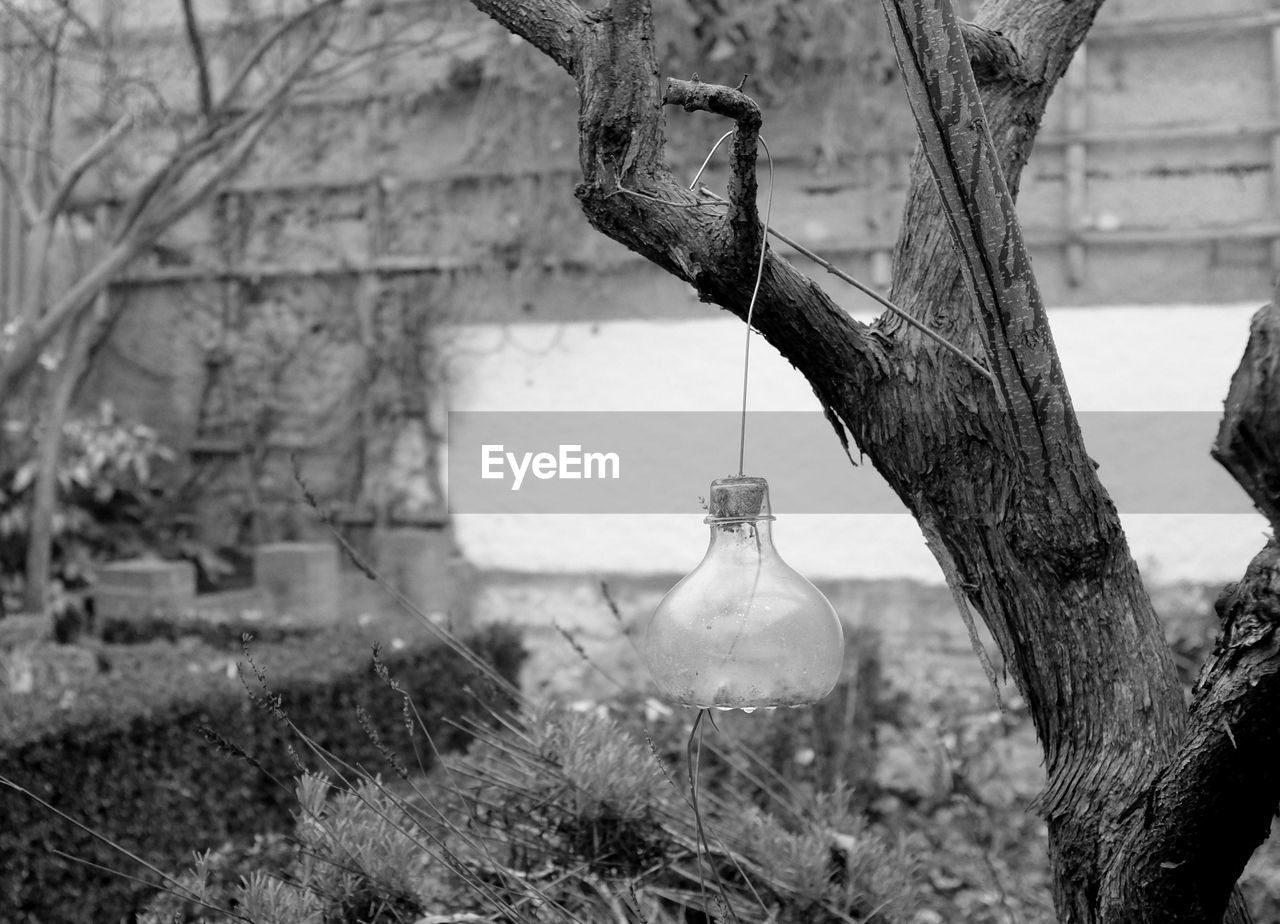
467 0 1280 921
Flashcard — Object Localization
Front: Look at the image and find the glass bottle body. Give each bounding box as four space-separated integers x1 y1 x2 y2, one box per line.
642 489 844 710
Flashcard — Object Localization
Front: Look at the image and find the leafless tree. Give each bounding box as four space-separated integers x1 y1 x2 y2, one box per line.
465 0 1280 921
0 0 457 613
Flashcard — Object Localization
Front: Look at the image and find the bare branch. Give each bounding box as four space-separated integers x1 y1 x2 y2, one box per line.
662 77 760 124
112 110 248 240
663 77 762 255
41 112 133 222
22 9 69 202
142 94 285 235
217 0 344 110
462 0 884 460
0 153 39 227
153 7 342 228
0 1 63 56
2 235 144 389
469 0 590 75
180 0 215 120
1213 301 1280 528
50 0 103 49
116 2 341 241
0 0 344 395
959 20 1029 85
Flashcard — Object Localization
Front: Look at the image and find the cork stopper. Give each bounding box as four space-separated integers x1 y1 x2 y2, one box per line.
706 475 773 521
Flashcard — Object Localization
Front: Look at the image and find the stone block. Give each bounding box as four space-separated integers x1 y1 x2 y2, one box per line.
373 527 468 625
255 542 340 623
94 559 196 621
192 587 270 621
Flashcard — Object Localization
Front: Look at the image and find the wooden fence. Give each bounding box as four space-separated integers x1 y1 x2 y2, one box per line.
66 2 1280 312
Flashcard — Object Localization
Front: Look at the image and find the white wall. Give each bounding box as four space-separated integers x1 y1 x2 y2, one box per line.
444 303 1269 583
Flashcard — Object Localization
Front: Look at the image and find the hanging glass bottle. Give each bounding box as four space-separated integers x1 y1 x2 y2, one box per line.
641 475 844 710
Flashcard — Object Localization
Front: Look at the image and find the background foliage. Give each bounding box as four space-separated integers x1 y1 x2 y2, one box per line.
0 621 524 924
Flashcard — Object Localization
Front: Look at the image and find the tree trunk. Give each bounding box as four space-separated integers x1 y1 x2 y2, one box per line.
467 0 1279 920
875 3 1195 918
22 296 106 616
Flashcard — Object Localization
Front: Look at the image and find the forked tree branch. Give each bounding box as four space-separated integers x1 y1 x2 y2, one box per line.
470 0 888 445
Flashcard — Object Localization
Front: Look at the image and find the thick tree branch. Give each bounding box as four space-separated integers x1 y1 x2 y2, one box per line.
1101 301 1280 919
467 0 888 448
1213 302 1280 529
959 20 1028 85
467 0 590 76
662 77 762 260
1103 543 1280 922
2 236 144 377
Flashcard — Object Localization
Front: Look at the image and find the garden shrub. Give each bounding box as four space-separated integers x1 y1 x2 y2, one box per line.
0 621 525 924
95 609 318 648
142 774 433 924
144 701 918 924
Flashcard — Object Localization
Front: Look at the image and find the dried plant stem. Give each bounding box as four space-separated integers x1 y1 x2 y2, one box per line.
687 708 741 924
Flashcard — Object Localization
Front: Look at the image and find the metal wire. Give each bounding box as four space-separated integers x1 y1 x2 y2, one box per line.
734 134 773 475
